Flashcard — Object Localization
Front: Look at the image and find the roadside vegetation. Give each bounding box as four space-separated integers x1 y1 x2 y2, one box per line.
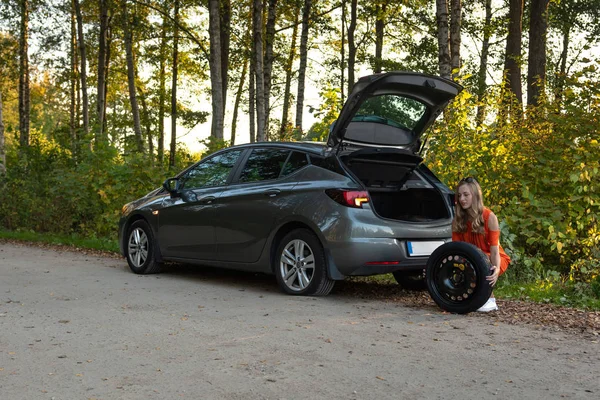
1 1 598 310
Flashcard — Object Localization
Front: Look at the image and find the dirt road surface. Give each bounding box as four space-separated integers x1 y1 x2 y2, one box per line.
1 243 598 400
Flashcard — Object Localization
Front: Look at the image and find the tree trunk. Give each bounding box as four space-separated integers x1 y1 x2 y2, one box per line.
340 0 345 104
220 0 231 110
97 0 109 141
0 92 5 175
555 25 570 106
249 57 256 143
527 0 550 106
503 0 523 107
103 22 112 135
70 2 77 152
123 0 144 152
347 0 357 95
138 86 153 163
475 0 492 126
280 5 299 139
294 0 311 133
74 0 89 139
158 14 167 164
374 2 386 74
231 60 247 146
170 0 180 168
264 0 278 140
436 0 451 79
449 0 461 79
253 0 266 142
19 0 31 148
208 0 224 140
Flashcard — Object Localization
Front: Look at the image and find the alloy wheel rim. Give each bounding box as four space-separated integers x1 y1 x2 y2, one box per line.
432 254 478 303
279 239 315 292
128 227 149 268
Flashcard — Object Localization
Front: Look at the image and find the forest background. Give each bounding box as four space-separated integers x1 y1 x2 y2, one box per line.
0 0 599 307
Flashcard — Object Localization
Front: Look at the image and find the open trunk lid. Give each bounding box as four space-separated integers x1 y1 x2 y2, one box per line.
327 72 462 150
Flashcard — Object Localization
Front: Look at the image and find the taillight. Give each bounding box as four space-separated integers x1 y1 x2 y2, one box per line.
325 189 370 208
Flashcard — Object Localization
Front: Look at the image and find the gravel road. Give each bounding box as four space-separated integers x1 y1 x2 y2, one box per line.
1 242 598 400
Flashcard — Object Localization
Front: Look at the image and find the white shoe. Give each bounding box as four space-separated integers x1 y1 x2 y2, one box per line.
477 297 498 312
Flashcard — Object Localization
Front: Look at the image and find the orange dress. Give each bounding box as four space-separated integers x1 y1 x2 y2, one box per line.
452 208 510 275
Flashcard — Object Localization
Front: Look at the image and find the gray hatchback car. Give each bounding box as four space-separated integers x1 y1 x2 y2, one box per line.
119 72 462 296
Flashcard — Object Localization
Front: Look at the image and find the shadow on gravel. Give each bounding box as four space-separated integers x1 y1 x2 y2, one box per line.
158 262 600 338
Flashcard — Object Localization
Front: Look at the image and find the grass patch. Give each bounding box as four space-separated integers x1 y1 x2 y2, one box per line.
495 279 600 310
0 229 120 253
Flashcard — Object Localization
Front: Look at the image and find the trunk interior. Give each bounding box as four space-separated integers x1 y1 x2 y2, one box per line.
342 156 451 222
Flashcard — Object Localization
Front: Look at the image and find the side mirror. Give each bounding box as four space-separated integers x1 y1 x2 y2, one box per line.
163 177 180 195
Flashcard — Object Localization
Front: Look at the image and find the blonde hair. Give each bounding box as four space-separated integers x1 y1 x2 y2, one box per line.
452 178 485 234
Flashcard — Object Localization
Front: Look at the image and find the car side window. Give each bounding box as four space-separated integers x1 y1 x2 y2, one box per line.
239 148 290 183
280 151 308 177
182 150 242 189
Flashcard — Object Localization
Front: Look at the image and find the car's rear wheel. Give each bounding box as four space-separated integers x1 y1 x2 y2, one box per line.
275 229 335 296
393 270 426 290
126 220 161 274
425 242 493 314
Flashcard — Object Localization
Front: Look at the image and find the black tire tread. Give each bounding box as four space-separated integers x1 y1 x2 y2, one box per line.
425 241 493 314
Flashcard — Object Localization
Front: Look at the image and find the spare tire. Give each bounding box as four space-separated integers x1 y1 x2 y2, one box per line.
425 242 493 314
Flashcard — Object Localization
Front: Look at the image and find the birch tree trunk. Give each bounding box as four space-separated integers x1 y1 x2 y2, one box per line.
208 0 224 140
170 0 180 168
19 0 31 148
231 60 247 146
122 0 144 152
97 0 109 141
253 0 266 142
74 0 89 139
294 0 311 133
527 0 550 106
435 0 451 79
347 0 357 94
475 0 492 126
280 4 299 139
449 0 461 78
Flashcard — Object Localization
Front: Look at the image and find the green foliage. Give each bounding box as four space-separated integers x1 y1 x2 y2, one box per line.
425 70 600 287
0 132 174 240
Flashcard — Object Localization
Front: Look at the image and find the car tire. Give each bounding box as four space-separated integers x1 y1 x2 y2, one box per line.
425 242 493 314
393 270 426 290
125 220 161 274
275 229 335 296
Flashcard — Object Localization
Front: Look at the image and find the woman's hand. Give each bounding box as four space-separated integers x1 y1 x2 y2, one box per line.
487 265 500 286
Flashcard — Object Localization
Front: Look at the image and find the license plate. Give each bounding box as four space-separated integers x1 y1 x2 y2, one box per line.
407 241 445 257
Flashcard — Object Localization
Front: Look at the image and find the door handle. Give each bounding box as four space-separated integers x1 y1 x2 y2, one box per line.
264 189 281 198
200 196 216 204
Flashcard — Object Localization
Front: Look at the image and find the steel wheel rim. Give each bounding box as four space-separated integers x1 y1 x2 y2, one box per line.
279 239 315 292
432 254 478 304
128 227 149 268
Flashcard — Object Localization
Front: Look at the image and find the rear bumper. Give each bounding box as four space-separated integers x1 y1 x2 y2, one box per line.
327 237 450 277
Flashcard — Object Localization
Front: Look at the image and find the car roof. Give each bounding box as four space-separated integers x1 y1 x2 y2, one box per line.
224 141 327 155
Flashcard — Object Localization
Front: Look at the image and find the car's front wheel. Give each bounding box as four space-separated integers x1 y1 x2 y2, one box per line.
275 229 335 296
126 220 161 274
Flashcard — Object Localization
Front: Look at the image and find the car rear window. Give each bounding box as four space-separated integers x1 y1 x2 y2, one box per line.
280 151 308 177
239 148 290 183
